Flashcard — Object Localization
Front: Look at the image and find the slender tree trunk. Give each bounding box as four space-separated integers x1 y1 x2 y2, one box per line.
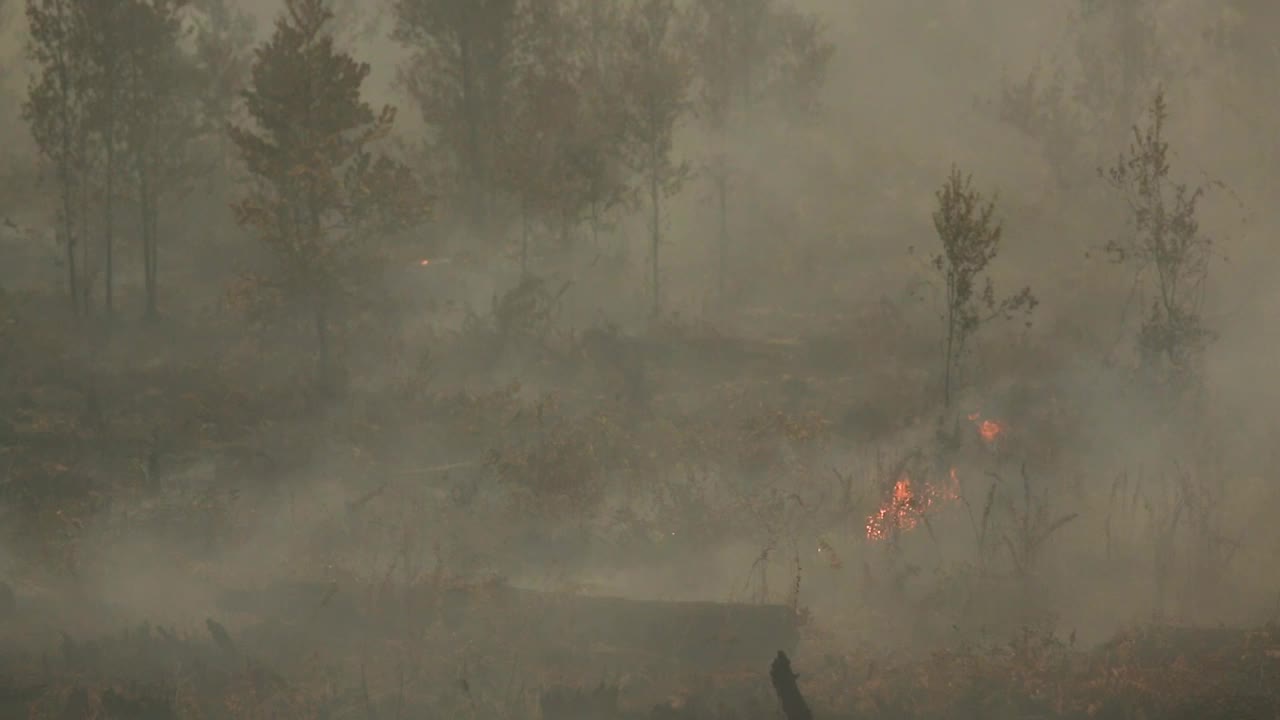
590 203 601 250
459 35 484 233
520 195 530 276
305 186 331 384
52 32 80 315
78 125 91 316
650 166 661 316
716 160 729 299
943 282 956 409
148 200 158 319
103 119 115 316
59 169 79 314
314 300 330 380
138 159 157 319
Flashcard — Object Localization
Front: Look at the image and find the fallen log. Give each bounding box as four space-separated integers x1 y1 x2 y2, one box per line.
219 579 800 674
438 583 802 671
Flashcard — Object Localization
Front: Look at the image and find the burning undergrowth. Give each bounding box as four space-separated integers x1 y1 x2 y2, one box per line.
863 411 1007 543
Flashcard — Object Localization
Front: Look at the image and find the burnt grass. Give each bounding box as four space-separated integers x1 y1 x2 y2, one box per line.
1 289 1278 719
2 614 1279 718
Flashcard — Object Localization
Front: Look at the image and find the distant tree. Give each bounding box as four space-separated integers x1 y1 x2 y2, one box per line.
0 0 13 34
230 0 427 382
79 0 133 316
499 0 634 269
996 63 1085 192
1206 0 1280 173
1102 90 1214 394
1074 0 1165 150
765 5 834 117
23 0 93 314
391 0 520 234
189 0 255 170
119 0 202 319
929 167 1037 408
688 0 744 299
687 0 832 297
329 0 387 46
501 0 578 272
618 0 692 315
570 0 634 250
995 0 1165 194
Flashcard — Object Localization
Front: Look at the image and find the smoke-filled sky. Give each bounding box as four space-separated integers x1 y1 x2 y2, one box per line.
2 0 1280 659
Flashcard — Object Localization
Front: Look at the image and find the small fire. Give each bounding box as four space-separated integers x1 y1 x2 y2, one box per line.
865 468 961 541
419 258 431 266
968 412 1005 444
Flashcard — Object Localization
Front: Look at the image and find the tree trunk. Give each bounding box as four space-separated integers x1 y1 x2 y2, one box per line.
139 160 158 320
943 303 955 409
459 34 485 233
53 40 80 315
59 171 79 315
103 114 116 317
314 300 330 381
520 195 530 276
650 166 661 316
716 159 729 299
590 203 601 250
147 200 158 319
78 124 91 316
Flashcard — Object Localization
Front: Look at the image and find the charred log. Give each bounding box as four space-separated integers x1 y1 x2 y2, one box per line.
770 651 813 720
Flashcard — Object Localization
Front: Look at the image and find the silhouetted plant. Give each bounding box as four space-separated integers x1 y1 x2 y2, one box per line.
927 166 1037 408
1102 89 1215 395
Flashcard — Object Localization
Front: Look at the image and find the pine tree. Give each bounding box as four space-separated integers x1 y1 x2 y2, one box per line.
230 0 425 383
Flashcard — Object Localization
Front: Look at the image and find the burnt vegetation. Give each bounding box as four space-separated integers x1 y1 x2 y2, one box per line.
1 0 1280 718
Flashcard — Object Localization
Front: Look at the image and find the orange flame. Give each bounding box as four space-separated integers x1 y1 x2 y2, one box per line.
865 468 961 541
968 412 1005 444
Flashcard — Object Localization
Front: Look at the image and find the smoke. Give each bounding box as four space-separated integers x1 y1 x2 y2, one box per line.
1 0 1279 694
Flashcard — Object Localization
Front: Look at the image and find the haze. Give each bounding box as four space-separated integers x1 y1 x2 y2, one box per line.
1 1 1278 718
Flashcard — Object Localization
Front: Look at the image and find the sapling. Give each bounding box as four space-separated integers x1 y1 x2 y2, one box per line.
1102 89 1215 394
928 166 1037 408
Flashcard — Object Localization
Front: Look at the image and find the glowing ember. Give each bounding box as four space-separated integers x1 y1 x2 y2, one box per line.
419 259 431 266
865 469 961 541
968 411 1005 444
978 420 1002 442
